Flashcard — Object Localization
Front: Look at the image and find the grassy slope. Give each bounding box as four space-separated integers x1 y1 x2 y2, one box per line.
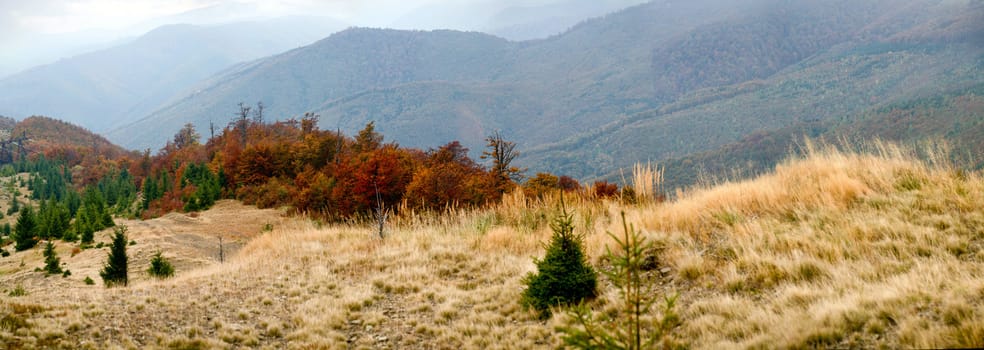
1 144 982 348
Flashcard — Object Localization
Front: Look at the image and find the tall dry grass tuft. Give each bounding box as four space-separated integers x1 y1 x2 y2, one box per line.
631 161 664 204
623 139 984 348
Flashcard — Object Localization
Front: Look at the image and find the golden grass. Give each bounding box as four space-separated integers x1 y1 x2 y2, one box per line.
1 141 982 349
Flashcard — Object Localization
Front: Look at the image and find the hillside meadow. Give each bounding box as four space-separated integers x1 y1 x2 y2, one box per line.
1 141 983 349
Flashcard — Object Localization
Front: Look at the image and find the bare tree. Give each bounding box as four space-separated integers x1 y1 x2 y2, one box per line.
235 102 251 146
481 130 525 195
253 101 265 125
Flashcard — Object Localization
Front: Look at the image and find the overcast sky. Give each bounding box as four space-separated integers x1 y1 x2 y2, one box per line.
0 0 458 37
0 0 637 76
0 0 483 75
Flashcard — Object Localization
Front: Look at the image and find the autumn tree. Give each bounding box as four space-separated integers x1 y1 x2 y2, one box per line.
347 145 414 215
524 172 561 199
406 141 486 210
593 180 620 198
172 123 201 150
353 122 383 154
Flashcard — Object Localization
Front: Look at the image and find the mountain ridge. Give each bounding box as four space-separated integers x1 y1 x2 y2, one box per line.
0 17 346 132
105 0 984 188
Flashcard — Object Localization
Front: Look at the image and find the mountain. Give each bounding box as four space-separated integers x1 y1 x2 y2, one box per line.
109 0 739 152
525 0 984 181
389 0 648 41
483 0 648 41
9 116 132 164
111 0 984 188
0 16 346 132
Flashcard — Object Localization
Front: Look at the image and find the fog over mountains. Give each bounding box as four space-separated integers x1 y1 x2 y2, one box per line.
0 16 346 131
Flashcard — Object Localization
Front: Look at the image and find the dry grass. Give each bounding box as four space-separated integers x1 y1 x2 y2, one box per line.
1 141 982 349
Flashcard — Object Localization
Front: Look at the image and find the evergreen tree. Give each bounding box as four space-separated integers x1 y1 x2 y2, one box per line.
76 187 114 242
61 223 78 242
7 195 19 216
100 226 129 287
75 206 95 244
181 163 221 211
559 213 684 349
141 176 157 210
43 241 62 275
36 199 64 240
13 206 38 251
147 251 175 278
64 191 81 217
521 203 598 318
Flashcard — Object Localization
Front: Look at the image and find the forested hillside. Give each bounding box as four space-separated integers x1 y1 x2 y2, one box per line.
109 0 984 190
0 17 345 131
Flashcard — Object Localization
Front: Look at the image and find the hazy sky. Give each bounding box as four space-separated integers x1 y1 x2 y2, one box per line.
0 0 635 76
0 0 481 75
0 0 454 36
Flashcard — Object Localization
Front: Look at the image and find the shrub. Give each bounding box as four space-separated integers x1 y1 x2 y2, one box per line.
7 285 26 297
83 276 95 285
521 203 597 318
147 251 175 279
592 181 619 198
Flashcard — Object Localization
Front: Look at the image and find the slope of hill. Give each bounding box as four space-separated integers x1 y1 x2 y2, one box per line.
110 0 982 188
108 28 521 151
0 17 346 132
1 144 981 348
483 0 648 41
12 116 131 161
525 40 984 180
106 0 748 152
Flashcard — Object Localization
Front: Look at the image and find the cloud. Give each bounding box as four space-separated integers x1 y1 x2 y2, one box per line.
11 0 214 34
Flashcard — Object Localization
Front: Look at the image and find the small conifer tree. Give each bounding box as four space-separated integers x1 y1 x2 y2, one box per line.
43 241 62 275
147 250 174 278
521 201 597 318
558 212 684 350
100 226 129 287
13 206 38 251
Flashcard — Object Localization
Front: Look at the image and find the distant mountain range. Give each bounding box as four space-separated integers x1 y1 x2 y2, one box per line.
3 0 982 189
104 0 984 188
0 16 346 131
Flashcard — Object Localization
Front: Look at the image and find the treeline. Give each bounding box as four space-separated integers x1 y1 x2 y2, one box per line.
4 108 632 230
140 108 544 220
